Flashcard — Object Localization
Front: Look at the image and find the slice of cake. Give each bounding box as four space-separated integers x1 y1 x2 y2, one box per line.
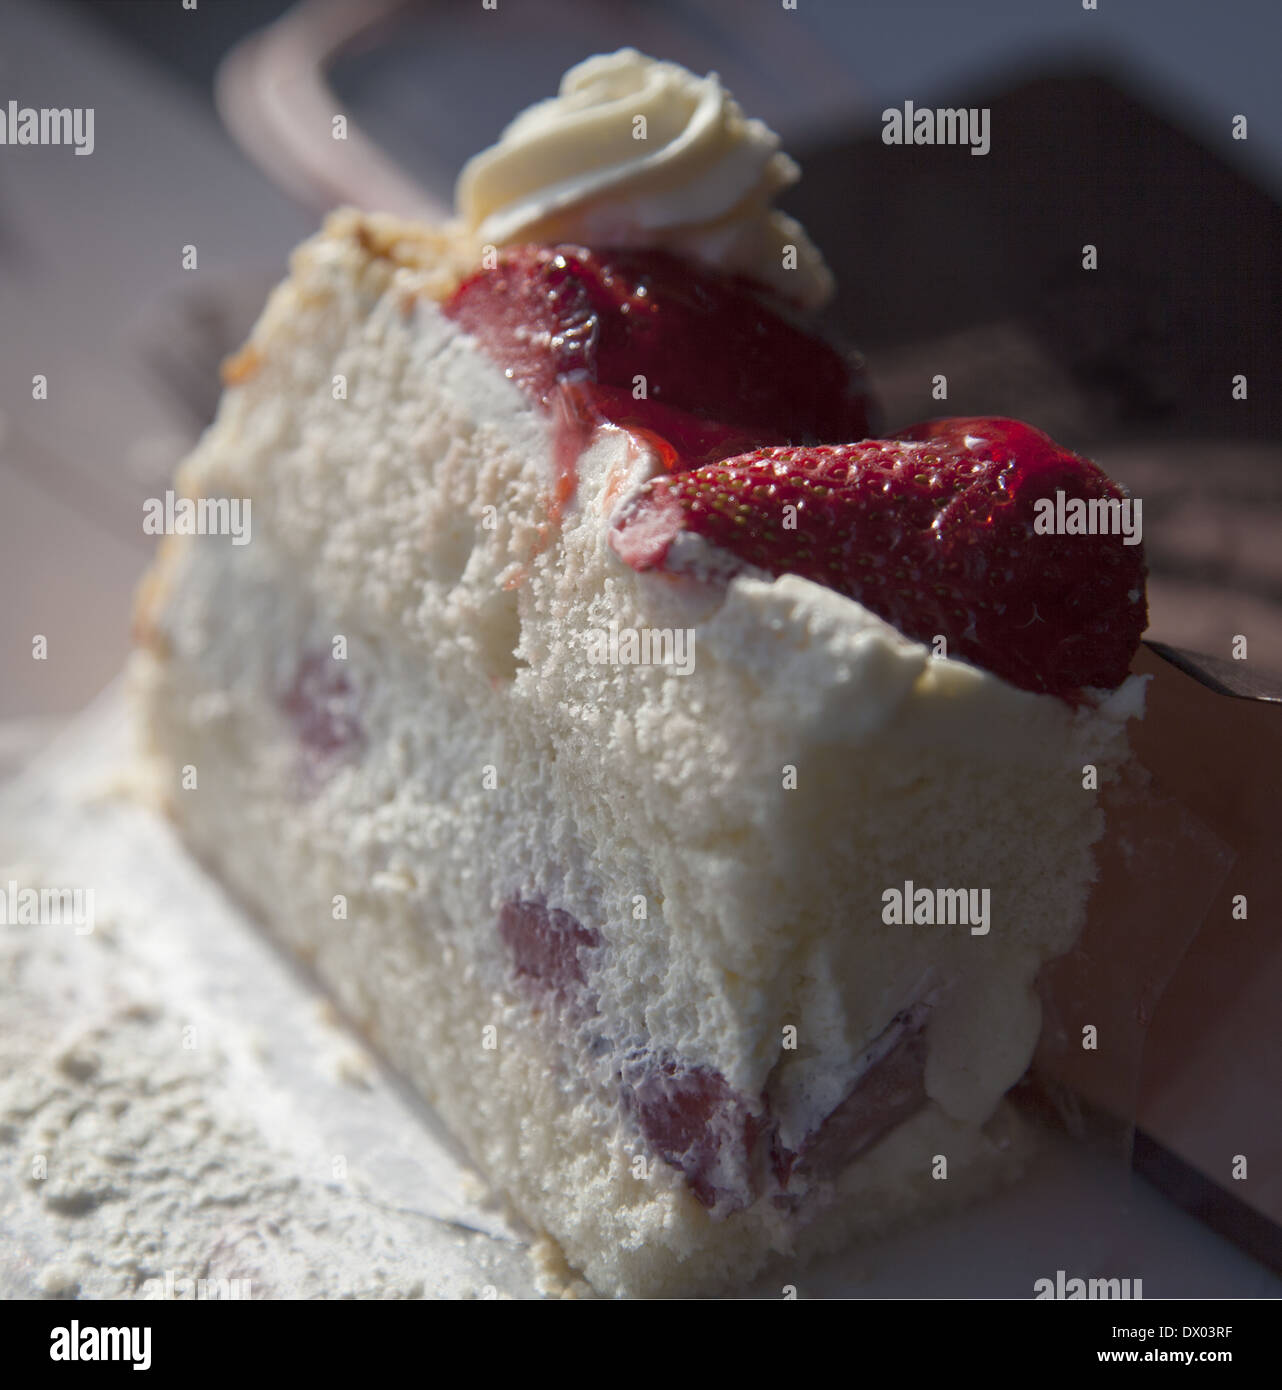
131 50 1148 1297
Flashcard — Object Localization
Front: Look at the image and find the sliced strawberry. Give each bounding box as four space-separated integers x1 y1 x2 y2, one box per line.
560 381 766 471
610 417 1147 701
445 245 873 467
620 1055 765 1211
446 246 597 404
774 1014 929 1188
498 899 601 1004
281 649 364 767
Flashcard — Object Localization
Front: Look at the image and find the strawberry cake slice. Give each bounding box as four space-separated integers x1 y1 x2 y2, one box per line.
131 50 1148 1297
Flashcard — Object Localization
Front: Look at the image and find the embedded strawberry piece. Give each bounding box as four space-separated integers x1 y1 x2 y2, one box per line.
621 1056 764 1211
774 1018 929 1187
281 650 363 762
498 900 601 1003
610 417 1147 701
445 245 872 467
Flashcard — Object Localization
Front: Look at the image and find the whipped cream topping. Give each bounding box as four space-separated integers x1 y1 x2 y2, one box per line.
455 49 834 309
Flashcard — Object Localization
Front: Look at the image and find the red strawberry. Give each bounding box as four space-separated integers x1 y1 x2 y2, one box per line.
621 1055 764 1211
610 417 1147 701
497 899 600 1006
281 649 363 763
445 245 873 467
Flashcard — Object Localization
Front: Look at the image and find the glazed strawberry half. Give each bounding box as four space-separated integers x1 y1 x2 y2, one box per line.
446 244 874 468
610 417 1147 702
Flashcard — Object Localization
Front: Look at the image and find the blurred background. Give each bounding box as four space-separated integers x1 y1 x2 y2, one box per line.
2 0 1280 763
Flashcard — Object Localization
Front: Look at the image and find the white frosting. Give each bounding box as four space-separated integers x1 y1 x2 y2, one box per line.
455 49 834 309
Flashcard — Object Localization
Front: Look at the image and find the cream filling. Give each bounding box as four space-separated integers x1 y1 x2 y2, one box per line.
455 48 834 309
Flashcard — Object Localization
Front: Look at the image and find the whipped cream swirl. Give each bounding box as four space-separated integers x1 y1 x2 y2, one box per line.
455 49 834 309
